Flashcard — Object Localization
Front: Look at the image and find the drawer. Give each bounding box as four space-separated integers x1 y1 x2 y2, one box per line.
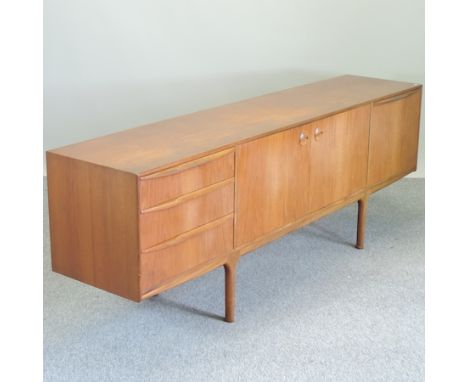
139 149 234 209
140 215 233 293
139 179 234 250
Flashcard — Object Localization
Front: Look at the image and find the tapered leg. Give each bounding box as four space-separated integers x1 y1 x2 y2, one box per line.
356 196 368 249
224 257 238 323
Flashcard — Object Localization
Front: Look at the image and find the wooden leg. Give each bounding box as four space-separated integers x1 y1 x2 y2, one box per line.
224 257 238 323
356 196 368 249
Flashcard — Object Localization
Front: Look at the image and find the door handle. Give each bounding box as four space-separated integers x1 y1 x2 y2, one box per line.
299 132 309 145
314 128 324 141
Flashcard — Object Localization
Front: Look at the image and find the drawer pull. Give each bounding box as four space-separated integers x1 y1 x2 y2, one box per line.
141 148 234 180
142 213 234 253
140 177 234 214
374 90 417 106
299 132 309 145
314 128 324 141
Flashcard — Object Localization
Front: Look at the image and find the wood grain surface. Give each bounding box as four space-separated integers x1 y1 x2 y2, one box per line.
140 215 234 293
48 75 420 175
139 149 234 209
47 152 140 301
139 181 234 250
235 105 370 246
368 89 422 186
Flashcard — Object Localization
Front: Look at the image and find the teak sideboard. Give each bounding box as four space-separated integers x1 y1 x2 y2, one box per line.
47 75 422 322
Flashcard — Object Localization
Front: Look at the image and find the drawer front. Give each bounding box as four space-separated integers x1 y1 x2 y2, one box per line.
140 215 233 293
139 149 234 209
140 180 234 250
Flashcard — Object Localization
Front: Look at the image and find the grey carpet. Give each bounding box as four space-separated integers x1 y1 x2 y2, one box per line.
44 178 424 382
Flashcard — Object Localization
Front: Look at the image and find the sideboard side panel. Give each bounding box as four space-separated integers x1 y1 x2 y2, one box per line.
47 153 141 301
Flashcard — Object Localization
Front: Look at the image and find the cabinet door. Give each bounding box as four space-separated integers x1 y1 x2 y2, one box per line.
235 105 370 247
307 105 371 212
368 89 422 186
235 124 313 247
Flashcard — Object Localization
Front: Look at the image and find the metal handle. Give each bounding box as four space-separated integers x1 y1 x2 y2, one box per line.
314 128 324 141
299 132 309 145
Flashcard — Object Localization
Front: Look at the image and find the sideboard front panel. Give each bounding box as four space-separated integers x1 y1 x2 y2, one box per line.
368 89 422 186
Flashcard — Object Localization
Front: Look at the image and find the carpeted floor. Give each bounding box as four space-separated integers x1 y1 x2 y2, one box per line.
44 178 424 382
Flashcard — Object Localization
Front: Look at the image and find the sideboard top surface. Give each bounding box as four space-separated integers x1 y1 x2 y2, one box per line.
49 75 421 175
